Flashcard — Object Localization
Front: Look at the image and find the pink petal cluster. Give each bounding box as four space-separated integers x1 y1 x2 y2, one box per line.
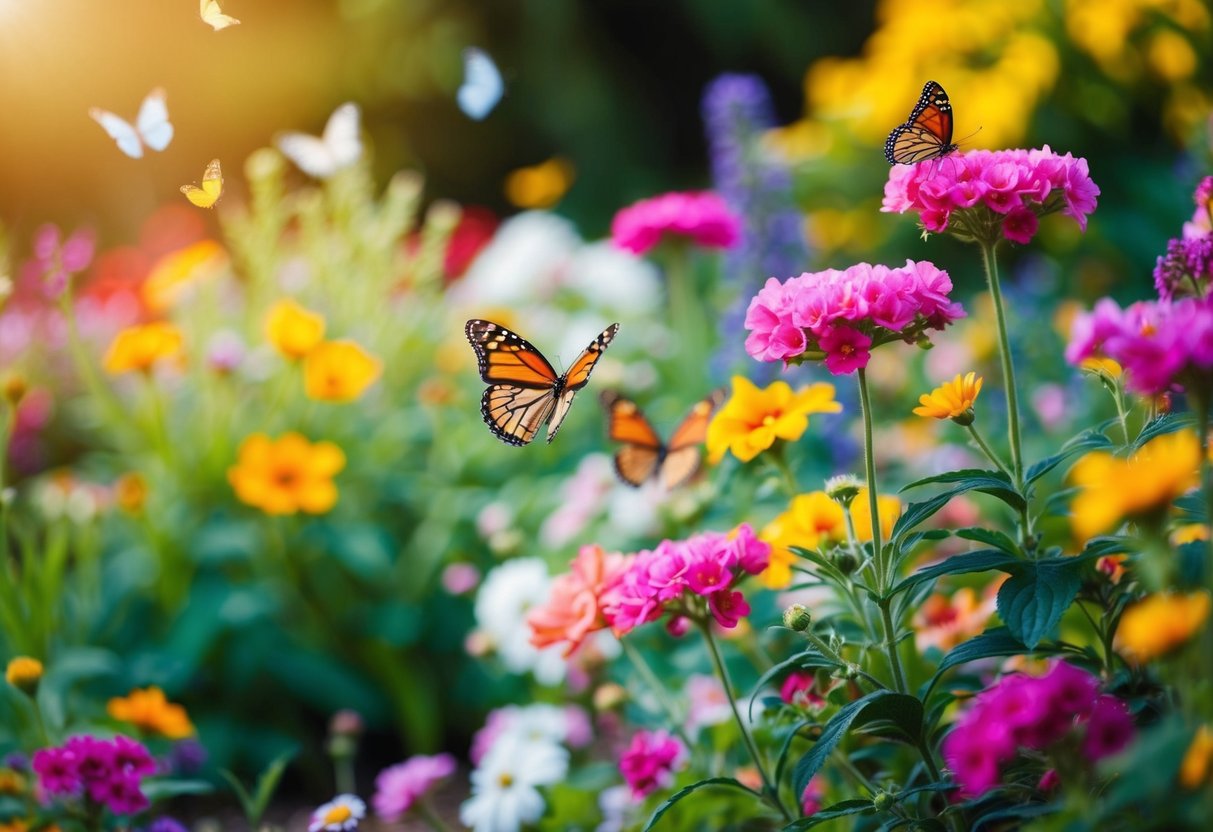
881 146 1099 242
619 730 687 800
1155 176 1213 300
1066 295 1213 394
599 525 769 636
372 753 457 822
32 735 155 815
528 544 633 655
611 191 742 256
942 662 1134 797
779 671 827 711
22 223 96 299
743 260 964 373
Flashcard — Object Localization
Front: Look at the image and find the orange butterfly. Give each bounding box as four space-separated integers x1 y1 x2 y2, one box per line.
466 319 619 446
600 389 725 488
885 80 957 165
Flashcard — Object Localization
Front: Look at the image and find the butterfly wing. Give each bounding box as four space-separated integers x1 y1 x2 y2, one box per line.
884 80 956 165
321 102 363 170
658 388 726 490
543 323 619 443
200 0 240 30
457 48 504 120
135 89 174 152
466 319 560 446
89 109 143 159
601 391 663 487
277 132 334 178
481 384 558 446
180 159 224 208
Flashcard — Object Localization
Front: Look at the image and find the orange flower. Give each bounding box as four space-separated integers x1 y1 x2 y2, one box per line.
1180 725 1213 789
850 487 901 543
912 584 1000 653
759 492 846 589
107 686 194 738
1115 591 1210 664
527 544 632 655
114 472 148 514
265 299 325 359
227 432 346 515
706 376 841 464
303 340 383 402
912 372 983 423
142 240 228 313
102 322 184 374
5 657 42 695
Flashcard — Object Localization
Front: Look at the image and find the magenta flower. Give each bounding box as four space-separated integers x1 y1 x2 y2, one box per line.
707 589 750 628
1081 696 1135 762
743 260 963 373
881 146 1099 243
32 746 81 795
611 191 742 256
779 672 826 710
800 775 826 815
619 730 687 800
372 753 457 822
1155 178 1213 300
33 735 154 816
21 224 96 300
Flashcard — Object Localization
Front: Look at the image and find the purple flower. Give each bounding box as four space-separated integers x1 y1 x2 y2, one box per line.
145 818 189 832
112 735 156 777
372 753 457 822
33 746 81 795
166 739 208 775
1081 695 1135 761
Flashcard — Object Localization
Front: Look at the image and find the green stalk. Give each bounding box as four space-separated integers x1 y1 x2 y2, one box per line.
415 798 458 832
621 639 694 751
965 423 1012 479
664 243 705 387
698 621 790 821
978 240 1024 488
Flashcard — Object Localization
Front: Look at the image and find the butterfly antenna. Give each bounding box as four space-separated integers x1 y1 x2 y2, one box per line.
955 125 983 148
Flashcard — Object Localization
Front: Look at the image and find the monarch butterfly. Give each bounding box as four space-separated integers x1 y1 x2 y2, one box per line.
466 319 619 446
600 389 726 489
884 81 958 166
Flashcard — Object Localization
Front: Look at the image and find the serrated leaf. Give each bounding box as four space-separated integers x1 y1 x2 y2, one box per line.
996 561 1082 648
954 527 1020 555
892 550 1018 598
780 799 875 830
900 470 1024 512
641 777 760 831
920 628 1028 701
1132 412 1195 451
1026 430 1114 485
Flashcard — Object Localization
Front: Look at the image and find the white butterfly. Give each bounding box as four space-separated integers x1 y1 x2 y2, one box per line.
276 102 363 179
89 89 174 159
458 48 503 121
200 0 240 31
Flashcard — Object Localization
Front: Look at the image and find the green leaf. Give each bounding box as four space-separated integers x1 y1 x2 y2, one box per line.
996 561 1083 648
899 469 1024 511
892 550 1018 598
142 779 215 800
791 691 922 797
1132 411 1195 451
773 719 817 792
641 778 760 831
780 799 876 830
954 527 1020 555
221 750 295 827
920 628 1028 700
1025 429 1114 485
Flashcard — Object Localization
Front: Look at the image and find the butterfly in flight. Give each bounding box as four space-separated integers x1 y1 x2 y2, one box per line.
884 80 957 166
458 48 504 120
90 89 173 159
200 0 240 30
600 389 725 489
276 102 362 179
180 159 224 208
466 319 619 446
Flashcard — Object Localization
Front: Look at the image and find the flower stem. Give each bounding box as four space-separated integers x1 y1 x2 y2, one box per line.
797 627 885 691
698 621 790 821
416 798 458 832
663 243 705 387
855 370 885 589
620 638 695 751
978 240 1024 489
965 423 1012 479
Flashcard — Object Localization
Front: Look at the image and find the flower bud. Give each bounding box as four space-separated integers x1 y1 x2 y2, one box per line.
2 374 26 408
5 657 43 696
872 790 895 812
783 604 812 632
824 474 862 509
592 682 628 711
329 709 364 738
833 550 858 576
949 407 976 427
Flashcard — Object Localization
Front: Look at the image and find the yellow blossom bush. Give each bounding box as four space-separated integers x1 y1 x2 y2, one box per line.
227 432 346 515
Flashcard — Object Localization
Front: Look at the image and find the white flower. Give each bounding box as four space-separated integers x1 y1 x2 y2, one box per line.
596 784 634 832
474 558 566 685
460 735 569 832
564 241 661 316
457 211 580 306
493 703 571 746
309 794 365 832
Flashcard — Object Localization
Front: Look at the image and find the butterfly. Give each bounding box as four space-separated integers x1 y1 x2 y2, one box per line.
884 80 957 166
180 159 224 209
276 102 362 178
600 389 725 489
200 0 240 30
89 89 173 159
458 48 504 120
466 319 619 446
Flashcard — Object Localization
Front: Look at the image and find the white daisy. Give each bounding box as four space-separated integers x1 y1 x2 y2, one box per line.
460 735 569 832
474 558 567 684
308 794 365 832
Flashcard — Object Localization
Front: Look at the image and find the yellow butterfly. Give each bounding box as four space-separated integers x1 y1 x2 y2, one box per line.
200 0 240 31
180 159 224 209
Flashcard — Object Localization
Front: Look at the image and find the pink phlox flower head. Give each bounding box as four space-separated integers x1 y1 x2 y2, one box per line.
708 589 750 628
32 746 82 795
1001 207 1040 245
372 753 457 821
34 735 153 816
1081 695 1135 762
619 730 687 800
610 191 742 256
818 325 872 375
882 146 1099 242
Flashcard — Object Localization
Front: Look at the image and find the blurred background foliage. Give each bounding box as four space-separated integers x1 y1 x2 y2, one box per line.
1 0 1212 794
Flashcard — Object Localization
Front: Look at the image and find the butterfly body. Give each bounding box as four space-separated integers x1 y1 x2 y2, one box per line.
601 389 725 489
466 319 618 446
90 89 173 159
180 159 224 208
884 81 957 165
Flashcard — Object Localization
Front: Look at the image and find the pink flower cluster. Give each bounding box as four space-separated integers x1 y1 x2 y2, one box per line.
1066 295 1213 394
600 525 769 636
779 672 827 711
32 735 155 815
744 260 964 373
21 223 96 299
1154 176 1213 300
372 753 457 822
942 662 1134 797
619 730 687 800
881 146 1099 243
611 191 742 256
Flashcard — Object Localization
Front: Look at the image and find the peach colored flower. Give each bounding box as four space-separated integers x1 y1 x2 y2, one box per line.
912 582 1001 653
527 544 632 656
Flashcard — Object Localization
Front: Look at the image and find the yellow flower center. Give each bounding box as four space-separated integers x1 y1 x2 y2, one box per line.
762 415 777 427
1140 322 1156 336
840 344 854 356
323 805 352 825
273 466 300 489
498 772 514 788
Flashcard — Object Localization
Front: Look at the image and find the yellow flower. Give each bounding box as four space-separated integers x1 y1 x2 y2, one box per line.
0 768 26 795
504 157 575 209
265 299 325 360
228 432 346 515
1079 356 1123 379
1069 430 1201 541
912 372 983 423
114 472 148 515
4 657 42 695
142 240 228 313
107 686 194 739
1171 524 1209 545
1180 725 1213 789
0 820 28 832
706 376 841 464
303 340 383 402
850 487 901 543
102 322 184 375
759 492 847 589
1115 591 1210 664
